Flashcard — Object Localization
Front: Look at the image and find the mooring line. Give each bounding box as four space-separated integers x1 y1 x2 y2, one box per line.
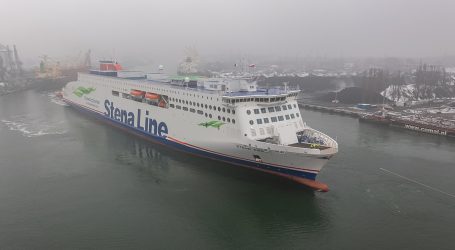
380 168 455 199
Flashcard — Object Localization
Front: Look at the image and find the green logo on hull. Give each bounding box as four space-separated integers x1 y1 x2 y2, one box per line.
73 87 96 97
199 120 225 129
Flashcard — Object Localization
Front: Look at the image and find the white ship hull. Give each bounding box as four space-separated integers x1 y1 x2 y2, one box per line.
62 72 338 190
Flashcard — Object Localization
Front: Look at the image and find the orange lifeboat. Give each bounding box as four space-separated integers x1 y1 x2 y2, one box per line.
130 90 145 97
145 92 160 100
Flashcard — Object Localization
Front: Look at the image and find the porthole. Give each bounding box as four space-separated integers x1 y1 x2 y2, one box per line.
246 110 251 115
249 120 254 125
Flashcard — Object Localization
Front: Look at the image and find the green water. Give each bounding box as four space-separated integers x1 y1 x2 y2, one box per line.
0 89 454 249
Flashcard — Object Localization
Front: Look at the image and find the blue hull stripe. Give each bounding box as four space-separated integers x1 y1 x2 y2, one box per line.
64 99 318 180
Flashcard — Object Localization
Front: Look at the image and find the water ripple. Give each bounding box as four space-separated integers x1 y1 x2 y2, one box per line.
1 115 67 138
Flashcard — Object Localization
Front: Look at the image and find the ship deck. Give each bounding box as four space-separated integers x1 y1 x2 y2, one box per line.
288 142 331 150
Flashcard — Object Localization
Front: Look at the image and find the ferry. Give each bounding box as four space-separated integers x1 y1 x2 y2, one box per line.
61 61 338 191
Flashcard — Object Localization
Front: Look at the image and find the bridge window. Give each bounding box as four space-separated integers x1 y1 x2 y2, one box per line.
288 104 292 109
275 106 281 111
285 115 290 120
170 104 175 108
176 105 182 110
261 108 266 114
190 108 195 113
296 113 300 117
282 105 288 110
271 117 277 123
268 107 275 112
197 110 203 115
278 116 284 121
291 114 295 119
112 90 119 97
183 107 188 111
256 119 263 124
263 118 270 123
254 109 259 114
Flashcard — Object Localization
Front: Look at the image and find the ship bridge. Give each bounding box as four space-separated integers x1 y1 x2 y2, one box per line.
222 86 337 153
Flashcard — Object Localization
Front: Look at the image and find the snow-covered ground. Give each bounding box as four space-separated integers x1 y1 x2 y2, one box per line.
382 83 455 103
381 84 418 103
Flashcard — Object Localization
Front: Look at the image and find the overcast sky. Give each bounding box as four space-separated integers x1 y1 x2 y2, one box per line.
2 0 455 67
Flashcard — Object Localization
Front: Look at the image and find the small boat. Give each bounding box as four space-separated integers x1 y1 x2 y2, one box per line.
145 92 160 100
130 90 145 97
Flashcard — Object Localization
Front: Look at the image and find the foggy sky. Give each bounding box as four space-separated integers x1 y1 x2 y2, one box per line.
2 0 455 67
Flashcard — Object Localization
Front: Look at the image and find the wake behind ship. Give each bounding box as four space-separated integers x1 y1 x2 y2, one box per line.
61 61 338 191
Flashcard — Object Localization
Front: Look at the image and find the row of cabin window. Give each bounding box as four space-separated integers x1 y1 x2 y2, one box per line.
225 96 286 103
170 98 235 114
169 104 236 124
246 104 297 115
249 113 300 125
172 92 218 101
224 93 298 104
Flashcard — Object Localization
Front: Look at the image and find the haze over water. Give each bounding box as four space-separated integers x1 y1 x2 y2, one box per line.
0 87 454 249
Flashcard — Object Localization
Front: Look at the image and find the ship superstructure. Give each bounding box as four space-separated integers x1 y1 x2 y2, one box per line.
62 61 338 191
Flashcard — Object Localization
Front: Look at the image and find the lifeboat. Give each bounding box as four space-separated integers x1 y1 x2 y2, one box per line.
145 92 160 100
130 90 145 97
